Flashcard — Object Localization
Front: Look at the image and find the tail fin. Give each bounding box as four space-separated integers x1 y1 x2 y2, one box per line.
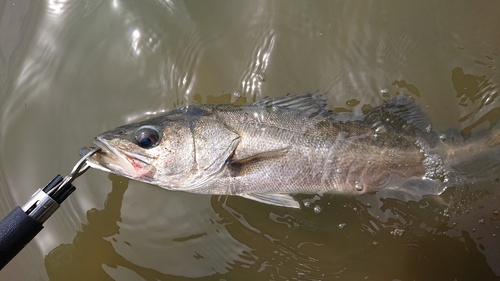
445 127 500 183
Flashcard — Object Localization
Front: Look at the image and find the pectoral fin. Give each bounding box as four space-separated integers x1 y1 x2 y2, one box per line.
239 193 300 208
227 148 289 177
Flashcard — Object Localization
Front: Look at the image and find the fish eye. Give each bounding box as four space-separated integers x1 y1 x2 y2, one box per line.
135 126 160 148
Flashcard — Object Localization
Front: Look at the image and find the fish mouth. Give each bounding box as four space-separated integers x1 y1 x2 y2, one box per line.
81 137 155 179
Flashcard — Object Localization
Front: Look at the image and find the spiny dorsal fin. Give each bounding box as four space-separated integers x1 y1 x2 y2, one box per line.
364 96 431 134
253 92 329 118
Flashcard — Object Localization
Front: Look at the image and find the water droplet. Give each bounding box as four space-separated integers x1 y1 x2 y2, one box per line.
355 181 363 191
304 202 310 208
388 149 395 157
425 124 432 133
233 92 242 98
375 125 386 133
336 168 343 174
313 205 322 214
367 160 373 165
390 229 405 236
380 89 389 94
439 134 446 141
338 223 347 229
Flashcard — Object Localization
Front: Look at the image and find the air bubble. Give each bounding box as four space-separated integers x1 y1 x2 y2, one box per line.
439 134 446 141
381 89 389 94
425 124 432 133
355 181 363 191
304 202 310 208
336 168 343 174
338 223 347 229
233 92 242 98
313 205 322 214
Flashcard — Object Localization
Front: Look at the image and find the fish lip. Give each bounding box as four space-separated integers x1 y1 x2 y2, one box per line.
94 136 119 158
89 136 154 177
86 137 127 174
94 136 153 164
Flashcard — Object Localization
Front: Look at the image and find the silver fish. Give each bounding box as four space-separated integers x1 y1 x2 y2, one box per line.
83 93 500 208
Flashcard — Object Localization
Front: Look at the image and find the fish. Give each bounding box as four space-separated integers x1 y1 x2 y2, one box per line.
82 92 500 208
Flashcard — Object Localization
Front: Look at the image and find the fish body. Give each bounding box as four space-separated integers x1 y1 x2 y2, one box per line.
85 93 495 208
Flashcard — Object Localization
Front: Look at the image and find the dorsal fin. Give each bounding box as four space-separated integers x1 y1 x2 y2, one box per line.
253 92 329 118
364 96 431 134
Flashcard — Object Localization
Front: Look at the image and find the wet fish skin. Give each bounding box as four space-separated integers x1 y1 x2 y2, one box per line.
86 93 472 208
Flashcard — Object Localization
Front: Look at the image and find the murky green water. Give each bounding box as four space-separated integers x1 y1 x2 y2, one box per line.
1 1 499 280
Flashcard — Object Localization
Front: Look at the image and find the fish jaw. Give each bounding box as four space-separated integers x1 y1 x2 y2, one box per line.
86 136 156 179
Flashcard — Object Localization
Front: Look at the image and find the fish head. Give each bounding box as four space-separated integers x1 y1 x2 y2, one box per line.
86 111 199 189
86 107 241 191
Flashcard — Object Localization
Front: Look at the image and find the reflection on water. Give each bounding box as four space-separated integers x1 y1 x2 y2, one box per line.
45 175 255 280
45 177 500 280
1 0 500 280
45 174 129 280
452 60 500 139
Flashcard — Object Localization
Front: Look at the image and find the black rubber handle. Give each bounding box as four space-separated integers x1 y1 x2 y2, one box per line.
0 206 43 270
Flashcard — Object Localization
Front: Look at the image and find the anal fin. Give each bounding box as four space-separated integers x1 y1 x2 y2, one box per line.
379 178 449 202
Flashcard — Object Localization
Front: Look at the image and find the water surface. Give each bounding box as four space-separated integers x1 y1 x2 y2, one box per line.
0 0 499 280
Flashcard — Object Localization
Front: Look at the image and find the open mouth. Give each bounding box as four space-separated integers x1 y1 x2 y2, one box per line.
81 137 155 178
